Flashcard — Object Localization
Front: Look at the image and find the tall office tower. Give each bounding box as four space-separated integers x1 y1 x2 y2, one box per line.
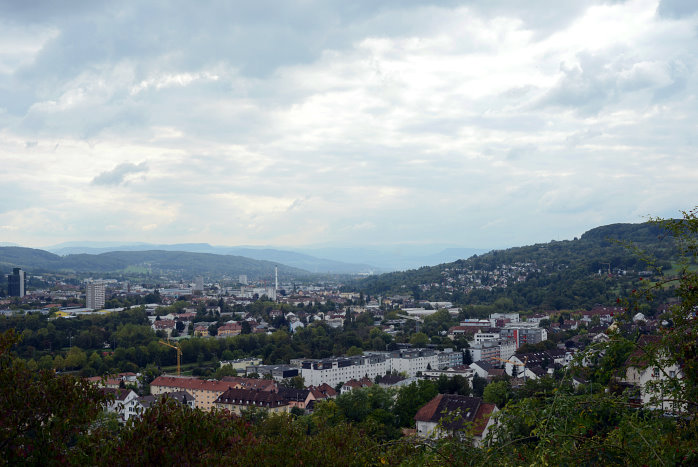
86 281 106 310
194 276 204 292
7 268 26 297
238 275 248 285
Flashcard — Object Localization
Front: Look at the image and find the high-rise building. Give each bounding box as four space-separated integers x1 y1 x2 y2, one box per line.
238 275 248 285
193 276 204 293
86 281 106 310
7 268 26 297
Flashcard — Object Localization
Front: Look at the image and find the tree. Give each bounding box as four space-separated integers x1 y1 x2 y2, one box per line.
409 332 429 347
483 380 510 408
0 329 109 464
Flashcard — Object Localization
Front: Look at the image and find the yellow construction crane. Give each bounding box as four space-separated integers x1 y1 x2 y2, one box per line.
159 339 182 376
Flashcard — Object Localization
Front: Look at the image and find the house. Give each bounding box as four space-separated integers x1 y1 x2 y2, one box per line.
217 322 242 337
138 390 196 411
150 376 234 410
621 335 683 412
307 383 337 401
276 387 312 409
220 376 278 392
340 377 374 394
375 374 407 388
102 388 140 423
469 360 494 379
214 388 290 415
414 394 498 446
194 325 209 337
152 319 176 337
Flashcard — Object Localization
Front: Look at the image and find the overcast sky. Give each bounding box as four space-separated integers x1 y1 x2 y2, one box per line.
1 0 697 251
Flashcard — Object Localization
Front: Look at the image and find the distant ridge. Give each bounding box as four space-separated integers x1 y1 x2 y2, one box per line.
0 247 308 280
355 221 677 310
45 243 380 274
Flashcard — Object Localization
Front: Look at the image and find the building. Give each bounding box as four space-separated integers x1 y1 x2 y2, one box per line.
217 322 242 337
414 394 497 446
389 348 440 375
86 281 106 310
214 388 290 415
150 376 235 411
193 276 204 293
489 312 520 327
245 364 299 381
500 324 547 349
7 268 26 297
301 354 390 387
468 341 501 364
102 388 140 423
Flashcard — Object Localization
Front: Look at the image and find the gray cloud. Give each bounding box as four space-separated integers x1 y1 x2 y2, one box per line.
92 161 148 186
0 1 697 249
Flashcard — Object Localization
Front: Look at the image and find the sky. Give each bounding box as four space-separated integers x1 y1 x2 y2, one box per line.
1 0 697 251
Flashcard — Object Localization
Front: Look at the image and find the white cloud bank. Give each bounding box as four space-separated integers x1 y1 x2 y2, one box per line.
0 0 696 249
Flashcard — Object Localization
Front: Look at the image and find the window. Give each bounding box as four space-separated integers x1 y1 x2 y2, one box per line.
652 368 660 378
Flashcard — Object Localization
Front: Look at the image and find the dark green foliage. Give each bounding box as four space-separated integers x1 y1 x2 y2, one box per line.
354 221 680 310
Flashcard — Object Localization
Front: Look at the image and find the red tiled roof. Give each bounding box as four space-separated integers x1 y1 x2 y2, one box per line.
151 376 232 392
414 394 495 435
153 319 176 329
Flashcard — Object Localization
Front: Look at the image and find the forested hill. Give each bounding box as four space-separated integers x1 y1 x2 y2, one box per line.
354 222 678 311
0 247 308 280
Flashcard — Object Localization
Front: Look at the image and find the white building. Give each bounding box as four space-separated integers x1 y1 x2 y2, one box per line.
489 312 520 326
300 349 457 386
301 354 390 387
86 281 106 310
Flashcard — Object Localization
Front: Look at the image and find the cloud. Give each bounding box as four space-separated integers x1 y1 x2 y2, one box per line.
0 0 697 250
91 161 148 186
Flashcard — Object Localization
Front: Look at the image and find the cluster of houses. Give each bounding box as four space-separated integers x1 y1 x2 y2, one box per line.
92 372 499 445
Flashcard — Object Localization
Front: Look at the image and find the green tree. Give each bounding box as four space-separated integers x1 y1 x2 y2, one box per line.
483 380 510 408
409 332 429 347
0 329 109 464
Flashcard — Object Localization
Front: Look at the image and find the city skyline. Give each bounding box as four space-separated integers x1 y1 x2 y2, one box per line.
1 1 697 250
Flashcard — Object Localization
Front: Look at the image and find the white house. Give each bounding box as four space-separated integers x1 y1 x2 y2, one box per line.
103 388 140 423
414 394 498 447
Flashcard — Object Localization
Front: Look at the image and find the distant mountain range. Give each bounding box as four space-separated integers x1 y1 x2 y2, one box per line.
45 242 489 273
44 243 380 274
0 247 308 280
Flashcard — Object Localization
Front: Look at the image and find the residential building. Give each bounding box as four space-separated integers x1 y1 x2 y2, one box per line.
301 354 390 387
102 388 140 423
220 358 263 371
86 281 106 310
500 324 547 349
7 268 25 297
152 319 176 337
138 391 196 411
214 388 290 415
414 394 498 446
489 312 520 327
217 322 242 337
245 364 299 381
468 341 500 364
150 376 235 411
621 336 683 412
340 377 374 394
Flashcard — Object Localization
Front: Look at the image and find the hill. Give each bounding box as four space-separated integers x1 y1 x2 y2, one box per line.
46 242 379 274
0 247 309 280
353 222 678 311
